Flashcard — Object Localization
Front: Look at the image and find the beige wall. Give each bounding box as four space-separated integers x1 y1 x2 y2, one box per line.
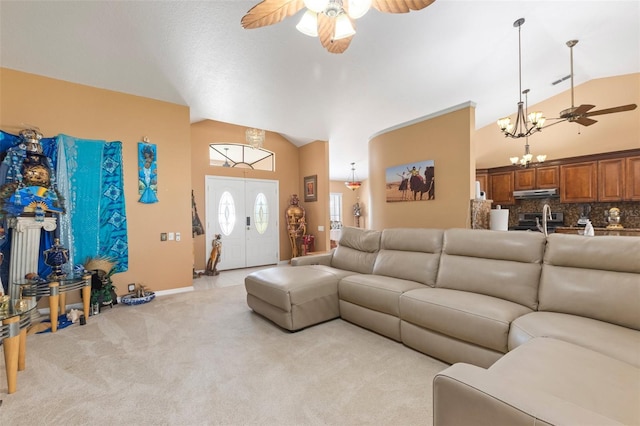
299 141 330 251
0 68 193 294
369 104 475 230
475 73 640 169
190 120 300 267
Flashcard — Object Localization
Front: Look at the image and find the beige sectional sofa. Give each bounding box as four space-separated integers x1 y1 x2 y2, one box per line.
245 227 640 425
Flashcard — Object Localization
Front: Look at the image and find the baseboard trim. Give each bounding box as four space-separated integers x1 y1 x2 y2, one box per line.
36 286 195 315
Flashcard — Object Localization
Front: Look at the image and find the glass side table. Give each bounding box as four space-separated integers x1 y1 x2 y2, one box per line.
0 295 36 394
16 273 92 333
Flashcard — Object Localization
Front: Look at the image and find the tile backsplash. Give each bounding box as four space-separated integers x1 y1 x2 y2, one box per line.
501 199 640 229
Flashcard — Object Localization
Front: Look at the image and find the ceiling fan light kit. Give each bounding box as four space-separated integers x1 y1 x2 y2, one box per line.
241 0 434 54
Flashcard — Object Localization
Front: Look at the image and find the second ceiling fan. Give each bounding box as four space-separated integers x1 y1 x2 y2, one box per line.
548 39 637 128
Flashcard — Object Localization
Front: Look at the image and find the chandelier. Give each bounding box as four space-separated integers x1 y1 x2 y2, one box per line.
345 162 362 191
245 128 265 149
296 0 370 40
497 18 545 139
510 138 546 168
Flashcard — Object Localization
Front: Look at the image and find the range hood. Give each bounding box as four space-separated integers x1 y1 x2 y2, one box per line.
513 188 559 199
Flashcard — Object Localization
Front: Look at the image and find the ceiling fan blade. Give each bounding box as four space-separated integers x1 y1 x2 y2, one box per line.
241 0 304 29
560 104 595 118
574 116 598 126
584 104 638 117
372 0 435 13
318 13 354 54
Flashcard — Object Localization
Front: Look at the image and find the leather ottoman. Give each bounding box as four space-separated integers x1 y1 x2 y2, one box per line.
245 266 340 331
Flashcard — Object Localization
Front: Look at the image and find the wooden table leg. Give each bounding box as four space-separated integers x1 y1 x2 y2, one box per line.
49 282 60 333
82 276 91 319
2 316 20 394
18 326 27 371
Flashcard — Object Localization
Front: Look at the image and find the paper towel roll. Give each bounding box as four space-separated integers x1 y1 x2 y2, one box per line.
490 208 509 231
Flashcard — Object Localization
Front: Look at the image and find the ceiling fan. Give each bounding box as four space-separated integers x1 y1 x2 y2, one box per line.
241 0 435 54
549 39 637 127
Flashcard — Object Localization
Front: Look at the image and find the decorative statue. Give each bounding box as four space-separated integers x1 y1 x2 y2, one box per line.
606 207 623 229
44 238 69 281
285 194 306 258
353 199 362 227
205 234 222 276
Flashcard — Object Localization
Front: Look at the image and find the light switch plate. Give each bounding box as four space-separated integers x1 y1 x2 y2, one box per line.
168 232 175 241
160 233 167 241
175 232 181 241
318 225 325 232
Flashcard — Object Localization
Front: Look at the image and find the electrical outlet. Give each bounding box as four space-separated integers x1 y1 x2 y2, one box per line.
160 233 167 241
128 283 135 292
175 232 181 241
168 232 175 241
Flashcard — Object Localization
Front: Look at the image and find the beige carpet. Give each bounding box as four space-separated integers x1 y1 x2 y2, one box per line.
0 278 447 425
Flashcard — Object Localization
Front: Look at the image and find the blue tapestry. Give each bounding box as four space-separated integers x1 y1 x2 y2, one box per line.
56 134 128 273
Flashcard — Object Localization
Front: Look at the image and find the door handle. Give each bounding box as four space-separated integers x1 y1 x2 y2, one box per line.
246 216 251 230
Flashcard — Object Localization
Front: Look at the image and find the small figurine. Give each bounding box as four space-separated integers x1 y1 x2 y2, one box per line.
205 234 222 276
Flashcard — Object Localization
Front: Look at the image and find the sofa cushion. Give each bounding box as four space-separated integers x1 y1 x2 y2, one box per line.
401 288 532 353
509 311 640 368
245 266 338 312
436 228 546 310
489 337 640 425
434 337 640 425
339 274 425 317
540 233 640 330
372 228 443 286
331 227 381 274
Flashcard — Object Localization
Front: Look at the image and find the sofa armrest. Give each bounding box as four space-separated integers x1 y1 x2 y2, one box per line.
433 363 623 426
291 251 333 266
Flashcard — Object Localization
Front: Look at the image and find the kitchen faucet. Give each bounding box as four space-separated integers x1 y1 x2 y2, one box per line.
540 204 552 237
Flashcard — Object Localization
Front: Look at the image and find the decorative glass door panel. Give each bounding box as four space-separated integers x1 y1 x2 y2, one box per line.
205 176 278 270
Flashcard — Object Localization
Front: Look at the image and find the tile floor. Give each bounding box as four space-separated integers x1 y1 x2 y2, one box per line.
192 263 289 290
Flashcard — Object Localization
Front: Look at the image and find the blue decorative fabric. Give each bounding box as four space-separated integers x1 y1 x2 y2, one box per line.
56 134 128 273
100 142 128 272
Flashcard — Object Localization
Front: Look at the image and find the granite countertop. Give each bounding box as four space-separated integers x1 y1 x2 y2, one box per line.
555 226 640 236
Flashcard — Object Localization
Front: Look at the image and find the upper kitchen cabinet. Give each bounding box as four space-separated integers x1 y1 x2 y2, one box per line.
514 165 559 191
535 165 560 189
514 169 535 191
625 156 640 201
475 171 488 195
560 161 597 203
598 158 625 202
489 171 514 205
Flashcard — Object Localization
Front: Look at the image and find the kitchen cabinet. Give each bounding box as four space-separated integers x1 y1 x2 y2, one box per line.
489 171 514 205
535 165 559 189
626 156 640 201
475 172 488 195
598 158 625 202
560 161 597 203
513 166 558 191
514 169 535 191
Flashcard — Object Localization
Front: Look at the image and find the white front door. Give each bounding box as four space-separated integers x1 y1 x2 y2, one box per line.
205 176 279 270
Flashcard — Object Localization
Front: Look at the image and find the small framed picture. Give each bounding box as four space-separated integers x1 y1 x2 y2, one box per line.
304 175 318 202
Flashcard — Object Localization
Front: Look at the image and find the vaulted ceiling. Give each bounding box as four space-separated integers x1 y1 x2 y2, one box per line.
1 1 638 180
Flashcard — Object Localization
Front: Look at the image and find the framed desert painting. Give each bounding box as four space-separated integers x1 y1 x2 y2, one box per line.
304 175 317 202
385 160 435 202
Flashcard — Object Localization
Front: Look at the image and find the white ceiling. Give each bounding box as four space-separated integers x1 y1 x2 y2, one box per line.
1 1 639 180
